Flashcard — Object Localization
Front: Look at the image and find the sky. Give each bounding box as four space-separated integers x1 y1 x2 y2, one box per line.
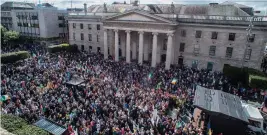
1 0 267 13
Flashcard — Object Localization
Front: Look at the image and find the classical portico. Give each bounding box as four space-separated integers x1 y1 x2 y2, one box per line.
103 10 177 69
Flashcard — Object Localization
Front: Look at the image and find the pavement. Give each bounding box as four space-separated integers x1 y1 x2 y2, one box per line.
0 127 14 135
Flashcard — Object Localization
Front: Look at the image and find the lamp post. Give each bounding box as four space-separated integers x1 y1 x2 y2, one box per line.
241 16 254 69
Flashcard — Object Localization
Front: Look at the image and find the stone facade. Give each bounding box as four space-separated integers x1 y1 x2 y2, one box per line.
68 4 267 71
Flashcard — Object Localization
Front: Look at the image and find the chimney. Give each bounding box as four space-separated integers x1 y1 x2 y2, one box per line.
132 0 139 6
84 3 87 15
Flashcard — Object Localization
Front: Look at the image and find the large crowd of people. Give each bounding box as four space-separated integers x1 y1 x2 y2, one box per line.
0 44 259 135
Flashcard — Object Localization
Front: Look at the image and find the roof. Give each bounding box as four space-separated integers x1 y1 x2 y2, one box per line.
193 85 249 123
34 118 66 135
221 1 251 8
1 2 35 9
87 3 251 16
242 104 263 121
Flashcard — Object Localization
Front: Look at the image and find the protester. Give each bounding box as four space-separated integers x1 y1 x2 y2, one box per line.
1 45 235 135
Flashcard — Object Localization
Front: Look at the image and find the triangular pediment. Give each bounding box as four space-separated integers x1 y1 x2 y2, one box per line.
104 10 175 24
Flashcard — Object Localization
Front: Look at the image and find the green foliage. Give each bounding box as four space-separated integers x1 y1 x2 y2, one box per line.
223 65 267 89
47 43 78 53
12 125 50 135
1 25 7 43
3 30 20 43
1 114 49 135
1 51 30 64
223 65 246 85
250 78 267 89
1 114 28 132
1 25 20 45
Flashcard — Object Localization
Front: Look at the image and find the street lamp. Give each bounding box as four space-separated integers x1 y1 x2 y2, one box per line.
241 16 254 69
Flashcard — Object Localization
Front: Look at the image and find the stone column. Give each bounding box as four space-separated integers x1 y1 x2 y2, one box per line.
151 32 158 67
165 33 173 70
138 31 144 64
104 29 108 59
114 29 119 61
126 30 131 63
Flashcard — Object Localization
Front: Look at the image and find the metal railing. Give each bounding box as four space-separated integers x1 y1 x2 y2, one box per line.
177 15 267 22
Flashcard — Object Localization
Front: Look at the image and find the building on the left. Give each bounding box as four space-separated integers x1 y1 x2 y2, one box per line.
1 2 68 45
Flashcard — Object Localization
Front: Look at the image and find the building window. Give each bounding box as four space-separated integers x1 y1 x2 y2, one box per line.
58 16 64 20
181 29 186 37
81 33 84 40
226 47 233 58
89 46 92 52
179 43 185 52
195 30 202 38
209 46 216 56
59 33 64 37
211 32 218 39
58 23 65 27
163 39 167 50
31 15 38 20
97 24 100 30
17 22 22 26
248 34 255 42
73 33 76 40
194 44 200 54
32 24 39 28
207 62 213 71
80 23 83 29
23 23 28 27
73 23 76 29
97 35 100 42
245 49 252 60
228 33 235 41
88 34 92 41
88 24 91 30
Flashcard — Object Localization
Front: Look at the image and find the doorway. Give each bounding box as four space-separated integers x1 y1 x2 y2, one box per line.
192 60 198 69
89 46 92 53
97 47 101 53
161 54 166 63
178 56 183 66
207 62 213 71
81 45 84 51
119 49 122 57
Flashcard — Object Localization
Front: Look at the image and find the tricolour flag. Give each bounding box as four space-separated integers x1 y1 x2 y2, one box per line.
32 53 36 57
1 95 10 101
171 78 178 85
148 73 153 80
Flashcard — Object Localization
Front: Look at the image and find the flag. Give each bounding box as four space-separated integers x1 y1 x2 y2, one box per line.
175 121 182 129
208 129 213 135
207 117 212 135
1 95 10 101
58 98 62 103
156 82 162 90
32 53 36 57
171 78 177 85
148 73 153 80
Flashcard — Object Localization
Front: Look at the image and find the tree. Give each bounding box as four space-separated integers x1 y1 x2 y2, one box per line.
1 25 7 44
1 25 20 47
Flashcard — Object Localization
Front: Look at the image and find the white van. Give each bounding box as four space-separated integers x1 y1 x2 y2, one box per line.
242 103 267 134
